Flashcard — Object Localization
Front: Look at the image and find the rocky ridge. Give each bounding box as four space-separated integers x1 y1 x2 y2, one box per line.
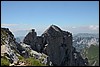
1 28 50 66
1 25 89 66
23 25 89 66
73 33 99 52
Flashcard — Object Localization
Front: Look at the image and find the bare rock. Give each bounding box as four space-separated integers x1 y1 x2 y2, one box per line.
23 25 89 66
23 29 37 50
41 25 72 66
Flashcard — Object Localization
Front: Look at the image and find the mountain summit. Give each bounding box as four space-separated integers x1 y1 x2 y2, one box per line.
23 25 88 66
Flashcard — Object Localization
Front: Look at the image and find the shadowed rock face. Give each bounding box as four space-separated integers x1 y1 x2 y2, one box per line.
1 28 19 64
23 25 88 66
23 29 37 51
1 28 29 64
41 25 72 66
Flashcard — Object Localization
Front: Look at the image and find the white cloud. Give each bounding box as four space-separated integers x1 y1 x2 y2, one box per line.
1 23 44 36
89 25 99 30
1 23 18 26
1 23 33 31
63 25 99 34
72 26 76 29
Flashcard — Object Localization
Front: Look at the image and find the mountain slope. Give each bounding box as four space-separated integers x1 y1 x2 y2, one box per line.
1 28 46 66
81 45 99 66
73 33 99 52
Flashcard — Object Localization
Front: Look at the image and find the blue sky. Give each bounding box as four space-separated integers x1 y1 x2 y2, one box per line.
1 1 99 37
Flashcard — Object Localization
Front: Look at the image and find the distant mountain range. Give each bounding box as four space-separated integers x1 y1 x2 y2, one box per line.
72 33 99 66
73 33 99 38
73 33 99 52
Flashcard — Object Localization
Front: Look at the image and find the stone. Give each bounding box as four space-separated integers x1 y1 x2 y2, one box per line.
1 28 19 64
22 25 89 66
23 29 37 51
41 25 72 66
1 28 29 65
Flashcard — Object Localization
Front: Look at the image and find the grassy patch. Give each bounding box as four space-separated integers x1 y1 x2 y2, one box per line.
1 57 10 66
25 57 46 66
18 55 47 66
18 55 24 60
82 45 99 66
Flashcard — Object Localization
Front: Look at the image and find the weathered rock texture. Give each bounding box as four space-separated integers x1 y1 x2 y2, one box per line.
1 28 29 64
1 28 19 64
23 29 37 51
23 25 88 66
41 25 72 66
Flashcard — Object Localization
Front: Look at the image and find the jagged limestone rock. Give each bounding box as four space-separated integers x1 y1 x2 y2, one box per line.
1 28 29 65
23 25 88 66
23 29 37 51
41 25 72 66
1 28 19 64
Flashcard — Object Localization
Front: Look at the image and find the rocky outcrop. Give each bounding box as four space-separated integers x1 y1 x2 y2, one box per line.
41 25 72 66
23 29 37 51
1 28 19 64
71 47 88 66
1 25 89 66
23 25 88 66
1 28 48 66
1 28 28 64
20 42 50 65
23 29 44 52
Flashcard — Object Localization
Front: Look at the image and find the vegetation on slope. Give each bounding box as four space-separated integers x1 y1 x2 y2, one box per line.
1 57 10 66
81 45 99 66
17 55 47 66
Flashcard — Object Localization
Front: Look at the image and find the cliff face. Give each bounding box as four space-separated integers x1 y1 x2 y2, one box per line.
23 25 88 66
1 28 28 64
41 25 72 66
1 28 19 64
23 29 37 50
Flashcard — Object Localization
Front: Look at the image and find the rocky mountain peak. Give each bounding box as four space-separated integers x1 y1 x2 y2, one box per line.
1 28 14 39
43 25 63 37
29 29 35 33
49 25 62 32
23 25 88 66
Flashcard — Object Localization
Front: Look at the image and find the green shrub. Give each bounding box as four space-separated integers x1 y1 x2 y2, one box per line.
18 55 24 60
25 57 46 66
1 57 10 66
